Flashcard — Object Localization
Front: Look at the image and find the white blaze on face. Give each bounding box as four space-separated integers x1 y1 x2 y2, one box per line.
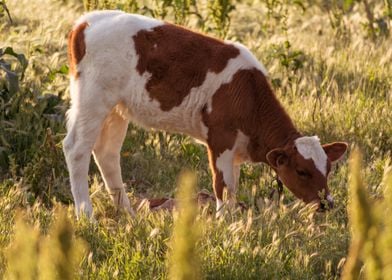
294 136 328 176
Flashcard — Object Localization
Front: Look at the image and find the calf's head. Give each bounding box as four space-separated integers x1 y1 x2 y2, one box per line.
266 136 348 210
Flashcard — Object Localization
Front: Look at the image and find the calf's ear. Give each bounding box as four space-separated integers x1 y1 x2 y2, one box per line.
322 142 348 163
267 148 289 169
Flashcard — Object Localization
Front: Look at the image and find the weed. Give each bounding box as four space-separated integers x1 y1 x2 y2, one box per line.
0 0 12 23
343 150 392 279
5 208 86 279
168 172 200 280
0 0 391 279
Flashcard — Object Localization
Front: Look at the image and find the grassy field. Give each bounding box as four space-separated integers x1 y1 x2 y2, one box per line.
0 0 391 279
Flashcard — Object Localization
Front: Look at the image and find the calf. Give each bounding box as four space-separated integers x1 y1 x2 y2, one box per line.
64 11 348 218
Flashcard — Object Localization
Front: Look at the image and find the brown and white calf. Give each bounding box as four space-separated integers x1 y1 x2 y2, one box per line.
64 11 348 218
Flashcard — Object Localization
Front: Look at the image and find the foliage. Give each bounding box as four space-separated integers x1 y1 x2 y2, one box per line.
342 150 392 279
268 40 306 95
0 0 391 279
0 0 12 23
168 171 200 280
0 47 27 94
82 0 235 38
206 0 235 37
5 207 86 279
318 0 392 39
0 177 351 279
0 47 68 203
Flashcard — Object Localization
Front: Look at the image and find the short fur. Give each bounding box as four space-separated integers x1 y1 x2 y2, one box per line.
64 11 347 217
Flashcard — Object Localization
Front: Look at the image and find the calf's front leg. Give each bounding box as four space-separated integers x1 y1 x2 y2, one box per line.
207 148 238 217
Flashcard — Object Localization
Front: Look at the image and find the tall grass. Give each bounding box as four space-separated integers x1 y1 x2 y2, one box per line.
343 150 392 279
82 0 235 38
5 208 86 279
0 0 391 279
168 171 200 280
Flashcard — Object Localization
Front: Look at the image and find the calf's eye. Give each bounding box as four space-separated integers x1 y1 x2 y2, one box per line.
296 169 311 178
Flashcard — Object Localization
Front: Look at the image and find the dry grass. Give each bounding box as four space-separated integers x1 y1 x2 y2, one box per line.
0 0 391 279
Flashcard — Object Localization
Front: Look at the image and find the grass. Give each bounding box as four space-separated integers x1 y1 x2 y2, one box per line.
0 0 391 279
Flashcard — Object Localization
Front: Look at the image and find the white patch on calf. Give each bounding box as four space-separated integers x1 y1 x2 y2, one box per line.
295 136 328 176
230 42 268 76
216 149 235 191
216 198 225 218
216 199 224 212
74 10 162 31
216 130 250 192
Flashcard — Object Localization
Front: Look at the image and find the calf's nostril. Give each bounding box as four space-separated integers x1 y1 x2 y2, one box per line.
326 194 334 209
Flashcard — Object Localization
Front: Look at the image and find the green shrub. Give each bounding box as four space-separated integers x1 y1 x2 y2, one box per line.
0 47 69 203
0 0 391 278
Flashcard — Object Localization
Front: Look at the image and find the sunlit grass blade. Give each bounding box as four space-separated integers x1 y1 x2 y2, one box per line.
5 213 40 280
382 165 392 279
342 149 369 280
168 171 201 280
38 207 86 280
342 149 383 280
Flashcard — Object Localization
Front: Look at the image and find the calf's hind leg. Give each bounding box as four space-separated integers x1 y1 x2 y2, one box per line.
93 104 134 215
63 104 109 218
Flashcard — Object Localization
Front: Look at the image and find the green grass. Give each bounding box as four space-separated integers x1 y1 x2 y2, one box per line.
0 0 391 279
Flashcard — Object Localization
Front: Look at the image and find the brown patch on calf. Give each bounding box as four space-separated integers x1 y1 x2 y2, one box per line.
68 22 88 78
133 23 240 111
202 68 300 201
140 191 241 212
148 198 170 208
202 68 299 159
206 148 227 201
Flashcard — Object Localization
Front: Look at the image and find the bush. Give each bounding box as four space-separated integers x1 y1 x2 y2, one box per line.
0 47 69 204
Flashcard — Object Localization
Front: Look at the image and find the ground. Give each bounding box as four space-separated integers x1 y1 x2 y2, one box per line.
0 0 391 279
